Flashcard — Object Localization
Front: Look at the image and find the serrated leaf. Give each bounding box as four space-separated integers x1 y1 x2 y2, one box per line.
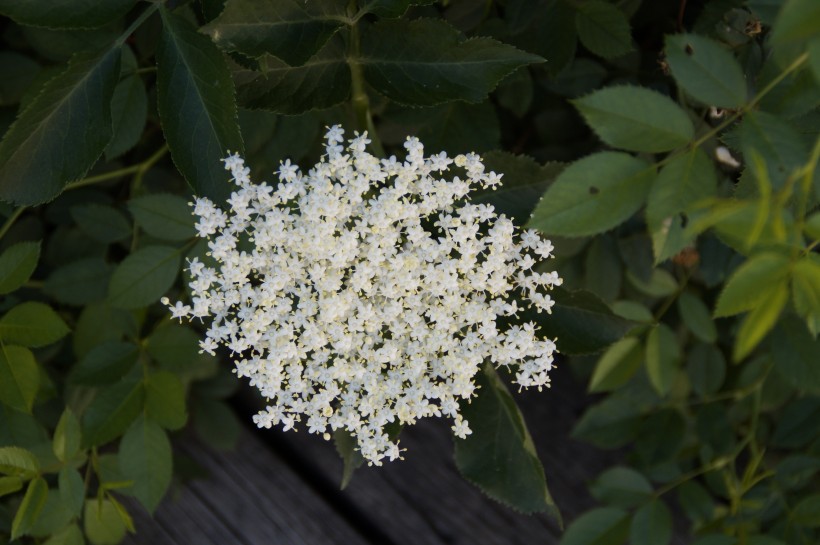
70 203 132 244
84 499 126 545
646 324 679 396
734 283 788 361
202 0 346 66
630 499 672 545
665 33 747 108
0 302 70 347
107 245 181 309
678 291 717 342
770 0 820 46
0 446 39 477
71 341 139 386
128 194 196 241
574 1 632 59
590 467 653 508
0 345 39 414
528 152 654 237
82 378 145 447
573 86 693 152
145 370 187 430
334 429 364 490
739 111 807 189
454 365 559 520
0 241 40 295
714 252 791 317
119 416 172 513
589 337 643 392
359 18 542 106
105 73 148 160
43 258 113 306
647 148 717 231
11 477 48 539
0 0 136 29
361 0 434 18
559 507 630 545
0 47 121 206
53 409 82 463
233 35 350 114
157 7 244 203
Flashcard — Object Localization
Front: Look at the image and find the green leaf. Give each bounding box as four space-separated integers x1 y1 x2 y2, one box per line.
687 342 726 397
645 324 680 396
0 475 23 496
360 18 542 106
0 0 136 29
0 345 39 413
127 194 196 241
630 499 672 545
233 36 350 114
119 416 172 513
145 323 202 371
202 0 346 65
792 494 820 527
714 252 791 317
773 315 820 391
52 409 82 463
454 365 559 519
677 480 715 524
157 7 244 203
539 288 636 355
572 394 642 449
792 255 820 320
0 52 41 106
105 72 148 160
41 523 84 545
734 283 788 361
528 152 653 237
0 446 39 477
573 86 693 152
626 268 678 298
334 429 364 490
107 245 181 309
574 1 632 59
361 0 434 18
665 33 747 108
145 370 187 431
82 378 145 447
590 467 653 508
635 408 685 464
193 398 241 450
810 38 820 85
0 302 70 347
58 467 84 517
84 499 126 545
589 337 643 392
678 291 717 343
559 507 630 545
43 257 113 306
71 341 139 386
70 204 132 244
11 477 48 539
771 0 820 46
772 398 820 448
739 111 807 189
0 47 121 206
0 241 40 295
29 488 74 538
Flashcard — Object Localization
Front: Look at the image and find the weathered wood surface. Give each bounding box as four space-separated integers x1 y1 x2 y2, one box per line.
123 365 627 545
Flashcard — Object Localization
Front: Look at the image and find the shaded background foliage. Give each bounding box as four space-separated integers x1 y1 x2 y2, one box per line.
0 0 818 544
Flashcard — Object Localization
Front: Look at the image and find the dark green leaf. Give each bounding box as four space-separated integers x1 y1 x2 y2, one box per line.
739 111 807 189
678 291 717 343
626 268 678 298
687 342 726 397
29 488 74 537
630 500 672 545
71 341 139 386
145 322 203 372
528 152 653 237
145 370 187 431
0 241 40 295
43 258 113 306
589 337 643 392
157 7 244 203
714 252 791 317
107 245 181 309
771 398 820 449
11 477 48 540
193 398 241 450
70 204 132 244
360 18 542 106
573 86 693 152
507 0 577 75
572 394 642 449
0 475 23 496
677 481 715 524
58 467 84 517
105 73 148 160
83 499 126 545
583 237 622 302
773 316 820 391
590 467 653 508
0 47 121 206
645 324 680 396
128 194 196 241
792 494 820 527
202 0 346 65
0 446 39 477
454 365 559 519
574 1 632 59
0 345 39 414
770 0 820 46
52 409 81 463
665 33 747 108
334 429 364 490
0 52 41 106
119 416 172 513
82 378 145 447
559 507 629 545
361 0 434 18
0 302 70 347
635 408 685 464
0 0 136 29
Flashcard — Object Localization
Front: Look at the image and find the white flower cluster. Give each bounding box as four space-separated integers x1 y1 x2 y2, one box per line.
163 126 562 465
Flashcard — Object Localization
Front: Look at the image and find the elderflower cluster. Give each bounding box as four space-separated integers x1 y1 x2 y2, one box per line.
162 126 562 465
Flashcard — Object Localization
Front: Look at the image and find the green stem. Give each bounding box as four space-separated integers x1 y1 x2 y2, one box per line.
130 144 169 196
347 1 385 157
63 165 142 191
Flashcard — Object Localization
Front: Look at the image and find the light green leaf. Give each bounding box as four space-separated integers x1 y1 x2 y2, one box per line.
626 268 678 298
589 337 643 393
574 1 632 59
333 429 364 490
739 111 807 189
41 523 84 545
645 324 679 396
0 345 39 413
0 302 70 347
360 18 543 106
119 416 172 513
771 0 820 46
0 241 40 295
0 47 121 205
590 467 653 508
792 494 820 527
71 341 139 386
82 378 145 447
714 252 791 317
128 194 196 241
107 245 181 309
559 507 630 545
678 291 717 342
52 409 82 463
157 7 244 203
630 499 672 545
202 0 346 66
734 283 788 361
145 370 187 431
11 477 48 540
528 152 653 237
687 342 726 397
792 255 820 318
84 499 126 545
0 475 23 496
105 72 148 161
58 467 84 517
0 0 136 29
810 38 820 85
70 204 132 244
573 86 693 152
0 446 39 477
454 365 559 519
665 33 747 108
44 257 113 306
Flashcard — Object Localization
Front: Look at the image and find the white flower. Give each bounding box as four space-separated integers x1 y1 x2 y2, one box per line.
164 126 561 465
